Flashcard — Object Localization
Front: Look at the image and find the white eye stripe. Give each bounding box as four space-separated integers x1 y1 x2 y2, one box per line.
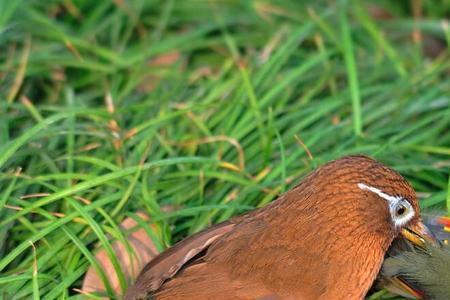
357 183 402 204
357 183 415 228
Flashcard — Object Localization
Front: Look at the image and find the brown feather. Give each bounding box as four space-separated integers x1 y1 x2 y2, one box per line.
124 220 237 299
126 155 420 300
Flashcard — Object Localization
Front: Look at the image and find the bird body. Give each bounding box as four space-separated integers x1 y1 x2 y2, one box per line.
382 242 450 300
125 155 430 300
381 215 450 300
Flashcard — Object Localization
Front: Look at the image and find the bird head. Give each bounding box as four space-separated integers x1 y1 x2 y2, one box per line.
305 155 436 249
356 181 436 249
337 156 437 249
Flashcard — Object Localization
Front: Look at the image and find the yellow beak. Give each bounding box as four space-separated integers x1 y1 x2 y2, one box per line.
401 220 439 250
386 276 424 299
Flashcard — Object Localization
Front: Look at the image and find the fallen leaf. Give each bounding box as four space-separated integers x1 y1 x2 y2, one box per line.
81 211 160 298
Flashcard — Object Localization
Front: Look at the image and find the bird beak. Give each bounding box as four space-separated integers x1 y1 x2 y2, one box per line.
401 220 439 251
386 277 425 299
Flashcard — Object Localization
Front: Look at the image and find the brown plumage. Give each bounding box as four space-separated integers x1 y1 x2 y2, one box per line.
125 155 430 300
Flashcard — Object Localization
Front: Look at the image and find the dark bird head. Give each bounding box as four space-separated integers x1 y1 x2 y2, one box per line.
380 215 450 300
382 241 450 300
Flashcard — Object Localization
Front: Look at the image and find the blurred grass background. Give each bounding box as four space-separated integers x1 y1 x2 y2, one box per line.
0 0 449 299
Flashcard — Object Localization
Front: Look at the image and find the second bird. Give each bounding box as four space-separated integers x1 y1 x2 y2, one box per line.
125 155 434 300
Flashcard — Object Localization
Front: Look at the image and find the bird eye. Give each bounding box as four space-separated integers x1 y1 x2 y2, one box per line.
395 205 407 217
390 200 414 228
357 183 415 228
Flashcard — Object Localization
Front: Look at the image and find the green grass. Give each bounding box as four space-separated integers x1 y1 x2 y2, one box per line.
1 0 449 299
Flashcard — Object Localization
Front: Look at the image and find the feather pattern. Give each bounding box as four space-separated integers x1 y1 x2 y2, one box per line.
125 155 421 300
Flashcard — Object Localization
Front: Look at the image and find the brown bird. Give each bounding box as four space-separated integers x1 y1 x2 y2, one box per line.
125 155 434 300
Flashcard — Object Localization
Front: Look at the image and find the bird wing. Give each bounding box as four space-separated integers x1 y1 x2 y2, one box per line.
152 262 283 300
124 220 237 300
